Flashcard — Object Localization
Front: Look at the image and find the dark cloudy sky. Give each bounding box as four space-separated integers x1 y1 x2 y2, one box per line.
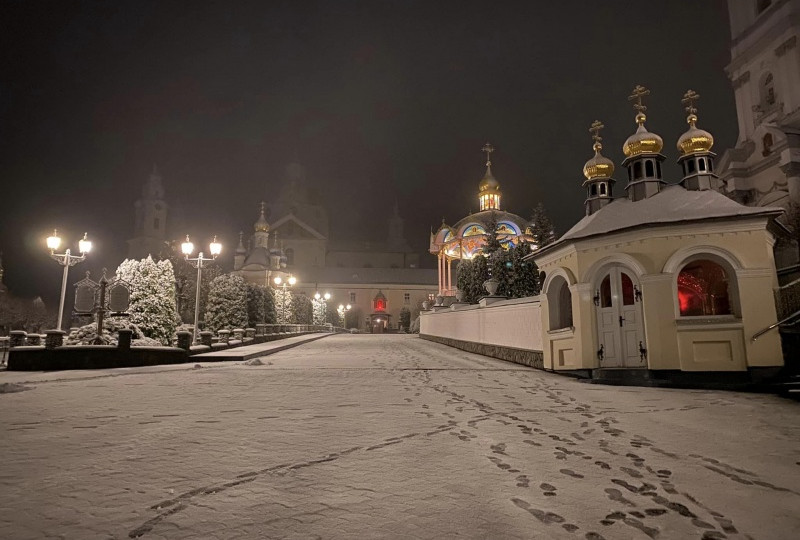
2 0 734 304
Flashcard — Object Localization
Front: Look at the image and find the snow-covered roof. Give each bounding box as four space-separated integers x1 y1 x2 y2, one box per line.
543 185 782 251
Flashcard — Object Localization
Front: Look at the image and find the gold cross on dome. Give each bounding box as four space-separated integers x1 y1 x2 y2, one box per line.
682 89 700 116
628 84 650 114
589 120 605 143
482 142 495 165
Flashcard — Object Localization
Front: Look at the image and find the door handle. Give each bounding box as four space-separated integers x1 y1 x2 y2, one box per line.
619 316 625 327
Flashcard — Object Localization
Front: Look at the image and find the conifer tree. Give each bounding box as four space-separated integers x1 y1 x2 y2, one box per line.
246 283 276 326
291 293 313 324
115 256 178 344
205 274 248 331
528 203 557 249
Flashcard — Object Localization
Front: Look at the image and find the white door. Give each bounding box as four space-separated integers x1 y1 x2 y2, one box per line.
596 267 646 368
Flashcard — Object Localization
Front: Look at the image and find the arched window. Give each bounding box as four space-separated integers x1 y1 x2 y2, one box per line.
645 160 654 177
590 184 597 196
285 248 295 266
760 72 776 109
687 159 696 174
699 159 706 172
677 259 731 316
547 276 573 330
600 183 607 195
762 133 774 156
633 162 643 180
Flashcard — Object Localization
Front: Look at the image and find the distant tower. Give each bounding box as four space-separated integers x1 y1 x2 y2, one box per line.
582 120 616 216
387 201 406 250
234 232 246 270
478 143 502 211
719 0 800 207
253 201 270 248
127 165 169 259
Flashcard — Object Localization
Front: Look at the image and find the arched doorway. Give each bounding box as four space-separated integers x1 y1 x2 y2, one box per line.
595 266 646 368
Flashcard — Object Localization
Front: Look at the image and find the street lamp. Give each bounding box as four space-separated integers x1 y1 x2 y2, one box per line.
274 275 297 324
47 229 92 330
313 291 331 325
182 235 222 344
337 303 351 328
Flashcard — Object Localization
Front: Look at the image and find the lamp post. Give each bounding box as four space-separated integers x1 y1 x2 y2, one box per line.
313 291 331 326
274 275 296 324
47 229 92 330
182 235 222 344
337 303 351 328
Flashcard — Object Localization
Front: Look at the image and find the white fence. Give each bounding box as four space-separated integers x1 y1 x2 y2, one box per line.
420 297 543 352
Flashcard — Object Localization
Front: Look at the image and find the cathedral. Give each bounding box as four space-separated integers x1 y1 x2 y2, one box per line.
719 0 800 273
232 163 437 332
429 144 535 295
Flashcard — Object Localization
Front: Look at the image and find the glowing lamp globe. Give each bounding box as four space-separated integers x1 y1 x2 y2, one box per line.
78 232 92 254
46 229 61 251
274 277 282 286
181 235 194 256
346 304 351 310
324 292 331 301
338 304 344 311
209 235 222 256
314 292 321 300
288 276 297 286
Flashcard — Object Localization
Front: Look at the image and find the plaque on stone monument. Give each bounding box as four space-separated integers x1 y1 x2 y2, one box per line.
73 273 99 314
107 279 130 313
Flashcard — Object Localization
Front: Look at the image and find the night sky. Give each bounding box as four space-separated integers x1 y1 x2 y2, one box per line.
1 0 735 306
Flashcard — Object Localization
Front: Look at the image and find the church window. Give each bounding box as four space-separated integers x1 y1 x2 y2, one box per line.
404 293 410 304
762 133 774 156
600 275 612 308
621 273 635 306
760 72 776 109
153 217 160 230
699 159 706 172
600 183 606 195
590 184 597 196
645 160 654 177
547 276 573 330
677 259 731 317
350 292 357 303
285 248 295 265
633 162 643 180
687 160 696 174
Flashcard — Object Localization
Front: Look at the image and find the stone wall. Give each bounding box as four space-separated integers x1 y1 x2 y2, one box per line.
420 296 543 369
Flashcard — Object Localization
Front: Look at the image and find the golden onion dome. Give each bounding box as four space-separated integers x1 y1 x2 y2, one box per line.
623 113 664 157
254 202 270 233
677 114 714 155
478 164 500 192
583 141 615 180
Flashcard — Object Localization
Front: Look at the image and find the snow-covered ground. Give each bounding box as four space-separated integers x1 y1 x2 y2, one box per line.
1 334 798 539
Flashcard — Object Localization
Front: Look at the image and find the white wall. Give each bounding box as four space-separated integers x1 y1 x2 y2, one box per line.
420 297 543 352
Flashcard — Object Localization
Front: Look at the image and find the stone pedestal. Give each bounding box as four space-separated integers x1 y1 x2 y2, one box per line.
218 329 231 344
117 329 133 350
9 331 26 347
245 328 256 339
26 334 42 346
255 324 266 336
44 330 66 350
233 328 244 340
176 331 192 351
199 331 213 347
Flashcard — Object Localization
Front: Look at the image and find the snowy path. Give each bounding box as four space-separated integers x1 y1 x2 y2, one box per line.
0 334 798 539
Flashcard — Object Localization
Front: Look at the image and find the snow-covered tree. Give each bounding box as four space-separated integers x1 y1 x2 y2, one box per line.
456 255 489 304
528 203 557 250
274 288 293 324
246 283 276 326
399 307 411 331
312 297 327 325
205 274 248 331
503 243 540 298
115 256 178 345
291 293 313 324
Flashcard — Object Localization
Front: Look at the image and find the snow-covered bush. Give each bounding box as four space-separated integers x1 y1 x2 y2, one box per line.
246 283 276 326
116 256 178 345
291 293 313 324
205 274 248 331
65 316 162 346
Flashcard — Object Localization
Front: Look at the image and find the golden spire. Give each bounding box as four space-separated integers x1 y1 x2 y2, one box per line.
478 142 500 210
677 89 714 155
628 84 650 125
254 201 270 232
584 120 615 180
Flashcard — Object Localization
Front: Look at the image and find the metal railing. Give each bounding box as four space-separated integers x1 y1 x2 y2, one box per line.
752 309 800 342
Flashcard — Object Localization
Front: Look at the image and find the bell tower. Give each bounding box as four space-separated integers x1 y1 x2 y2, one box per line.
127 165 169 259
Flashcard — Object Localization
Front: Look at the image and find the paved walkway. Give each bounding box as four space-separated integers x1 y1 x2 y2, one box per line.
193 332 332 361
1 334 798 539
